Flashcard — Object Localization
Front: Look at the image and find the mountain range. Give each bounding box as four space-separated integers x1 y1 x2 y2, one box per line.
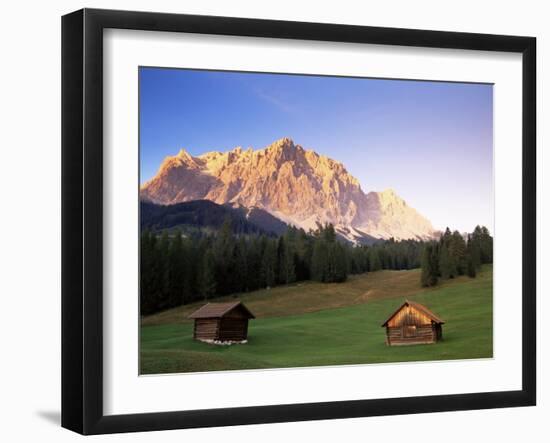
140 137 437 243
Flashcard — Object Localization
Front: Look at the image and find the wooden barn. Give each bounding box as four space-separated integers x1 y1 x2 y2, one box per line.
381 300 445 346
188 301 255 343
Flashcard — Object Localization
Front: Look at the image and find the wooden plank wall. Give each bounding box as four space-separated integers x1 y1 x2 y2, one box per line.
218 319 248 341
386 324 437 345
194 319 220 340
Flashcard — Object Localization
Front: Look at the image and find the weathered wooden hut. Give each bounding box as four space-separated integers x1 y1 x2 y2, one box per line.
188 301 255 343
381 300 444 346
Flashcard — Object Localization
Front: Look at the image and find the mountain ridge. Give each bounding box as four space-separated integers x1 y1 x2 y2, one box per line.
140 137 436 242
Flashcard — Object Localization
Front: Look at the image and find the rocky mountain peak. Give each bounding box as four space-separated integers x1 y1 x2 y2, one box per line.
270 136 295 150
140 138 436 241
377 188 407 207
380 188 397 197
263 137 303 163
176 147 195 162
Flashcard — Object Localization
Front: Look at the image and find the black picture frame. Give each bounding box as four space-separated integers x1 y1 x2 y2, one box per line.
62 8 536 435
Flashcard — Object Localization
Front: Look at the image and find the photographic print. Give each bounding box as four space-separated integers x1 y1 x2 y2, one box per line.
139 68 494 375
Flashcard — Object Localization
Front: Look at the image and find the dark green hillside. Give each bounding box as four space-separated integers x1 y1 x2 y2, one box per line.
140 200 288 236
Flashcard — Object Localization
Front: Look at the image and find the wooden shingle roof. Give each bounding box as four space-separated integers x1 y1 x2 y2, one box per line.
188 301 255 319
381 299 445 326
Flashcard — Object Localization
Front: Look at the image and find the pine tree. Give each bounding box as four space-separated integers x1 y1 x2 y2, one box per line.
430 242 440 280
368 248 382 272
261 239 277 288
325 240 337 282
421 243 438 287
309 225 349 283
185 237 201 302
448 231 466 276
439 242 452 280
350 246 368 274
212 216 236 294
311 239 328 282
233 237 249 293
331 242 348 282
421 246 431 287
471 234 482 269
472 225 493 264
278 236 296 285
246 236 263 291
198 250 216 300
466 254 477 278
140 230 156 315
321 223 337 243
466 234 481 278
167 230 189 307
290 228 309 280
158 230 171 310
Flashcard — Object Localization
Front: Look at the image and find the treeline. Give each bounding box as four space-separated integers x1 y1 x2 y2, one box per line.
420 226 493 287
140 220 427 315
360 238 425 272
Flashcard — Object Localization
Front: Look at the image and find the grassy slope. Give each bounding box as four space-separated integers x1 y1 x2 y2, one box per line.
142 268 478 325
140 266 492 374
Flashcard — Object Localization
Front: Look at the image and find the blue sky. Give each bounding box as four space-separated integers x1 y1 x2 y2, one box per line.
140 67 493 233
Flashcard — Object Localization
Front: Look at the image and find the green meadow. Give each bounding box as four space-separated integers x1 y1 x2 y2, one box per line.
140 265 493 374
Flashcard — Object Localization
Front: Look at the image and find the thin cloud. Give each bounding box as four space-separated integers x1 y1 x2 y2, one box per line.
254 88 296 114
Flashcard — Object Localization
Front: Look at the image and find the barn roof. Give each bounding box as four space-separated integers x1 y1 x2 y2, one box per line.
188 301 255 319
381 300 445 326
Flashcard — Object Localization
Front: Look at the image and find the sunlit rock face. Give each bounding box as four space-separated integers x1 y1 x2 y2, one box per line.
140 137 436 242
